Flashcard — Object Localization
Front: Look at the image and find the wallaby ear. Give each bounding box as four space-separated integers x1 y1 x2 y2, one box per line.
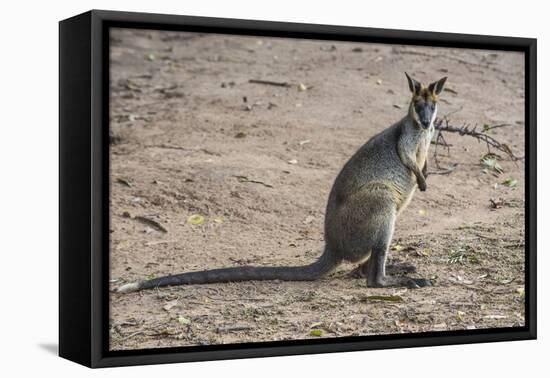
428 77 448 95
405 72 422 94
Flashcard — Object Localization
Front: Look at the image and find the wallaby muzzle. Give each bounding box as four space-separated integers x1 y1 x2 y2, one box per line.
415 106 434 130
420 120 431 129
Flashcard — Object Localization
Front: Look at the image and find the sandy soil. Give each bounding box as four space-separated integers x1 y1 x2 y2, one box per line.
108 28 526 351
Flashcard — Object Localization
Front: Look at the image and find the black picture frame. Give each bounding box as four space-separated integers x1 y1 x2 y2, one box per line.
59 9 537 368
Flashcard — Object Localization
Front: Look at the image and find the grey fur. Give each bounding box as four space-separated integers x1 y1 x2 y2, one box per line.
325 114 435 288
118 73 446 293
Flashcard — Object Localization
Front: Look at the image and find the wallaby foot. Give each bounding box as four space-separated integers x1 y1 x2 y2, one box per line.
349 261 416 278
367 241 431 289
368 275 432 289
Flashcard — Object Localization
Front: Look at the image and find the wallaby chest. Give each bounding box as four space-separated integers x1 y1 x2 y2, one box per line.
415 127 433 168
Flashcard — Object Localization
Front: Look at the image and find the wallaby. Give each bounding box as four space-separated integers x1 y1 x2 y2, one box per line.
117 73 447 293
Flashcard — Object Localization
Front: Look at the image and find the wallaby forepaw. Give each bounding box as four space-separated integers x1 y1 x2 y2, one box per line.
418 181 427 192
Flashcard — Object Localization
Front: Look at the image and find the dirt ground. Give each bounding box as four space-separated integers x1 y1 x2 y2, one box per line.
108 28 526 351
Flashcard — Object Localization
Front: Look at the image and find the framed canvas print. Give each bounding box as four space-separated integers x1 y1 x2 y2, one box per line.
59 10 536 368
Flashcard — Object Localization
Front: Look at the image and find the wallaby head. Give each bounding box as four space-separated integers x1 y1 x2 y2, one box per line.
405 72 447 130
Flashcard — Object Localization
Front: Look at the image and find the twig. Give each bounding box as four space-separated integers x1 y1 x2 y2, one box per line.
483 123 513 131
428 163 458 175
473 232 501 241
145 240 177 246
430 111 522 175
234 175 273 188
446 279 493 293
432 130 451 169
145 145 221 156
120 331 145 341
248 79 292 87
145 144 191 151
444 105 464 118
134 216 168 233
431 140 454 147
216 325 254 333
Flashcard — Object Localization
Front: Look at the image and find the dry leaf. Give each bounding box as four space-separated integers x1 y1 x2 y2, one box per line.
116 178 132 187
187 214 205 225
310 329 323 337
481 157 503 174
417 248 430 257
163 300 179 311
177 316 191 325
490 198 506 209
391 244 405 252
502 178 518 188
365 295 403 302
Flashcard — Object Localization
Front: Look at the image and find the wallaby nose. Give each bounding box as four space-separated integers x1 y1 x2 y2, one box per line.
421 120 431 129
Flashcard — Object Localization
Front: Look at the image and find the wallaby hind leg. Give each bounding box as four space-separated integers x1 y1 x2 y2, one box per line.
365 214 431 289
367 245 431 288
350 260 416 278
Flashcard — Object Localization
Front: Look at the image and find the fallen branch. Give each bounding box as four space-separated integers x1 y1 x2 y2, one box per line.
248 79 292 87
434 117 522 161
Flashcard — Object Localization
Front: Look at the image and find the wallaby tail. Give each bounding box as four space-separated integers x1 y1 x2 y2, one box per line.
117 248 340 293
